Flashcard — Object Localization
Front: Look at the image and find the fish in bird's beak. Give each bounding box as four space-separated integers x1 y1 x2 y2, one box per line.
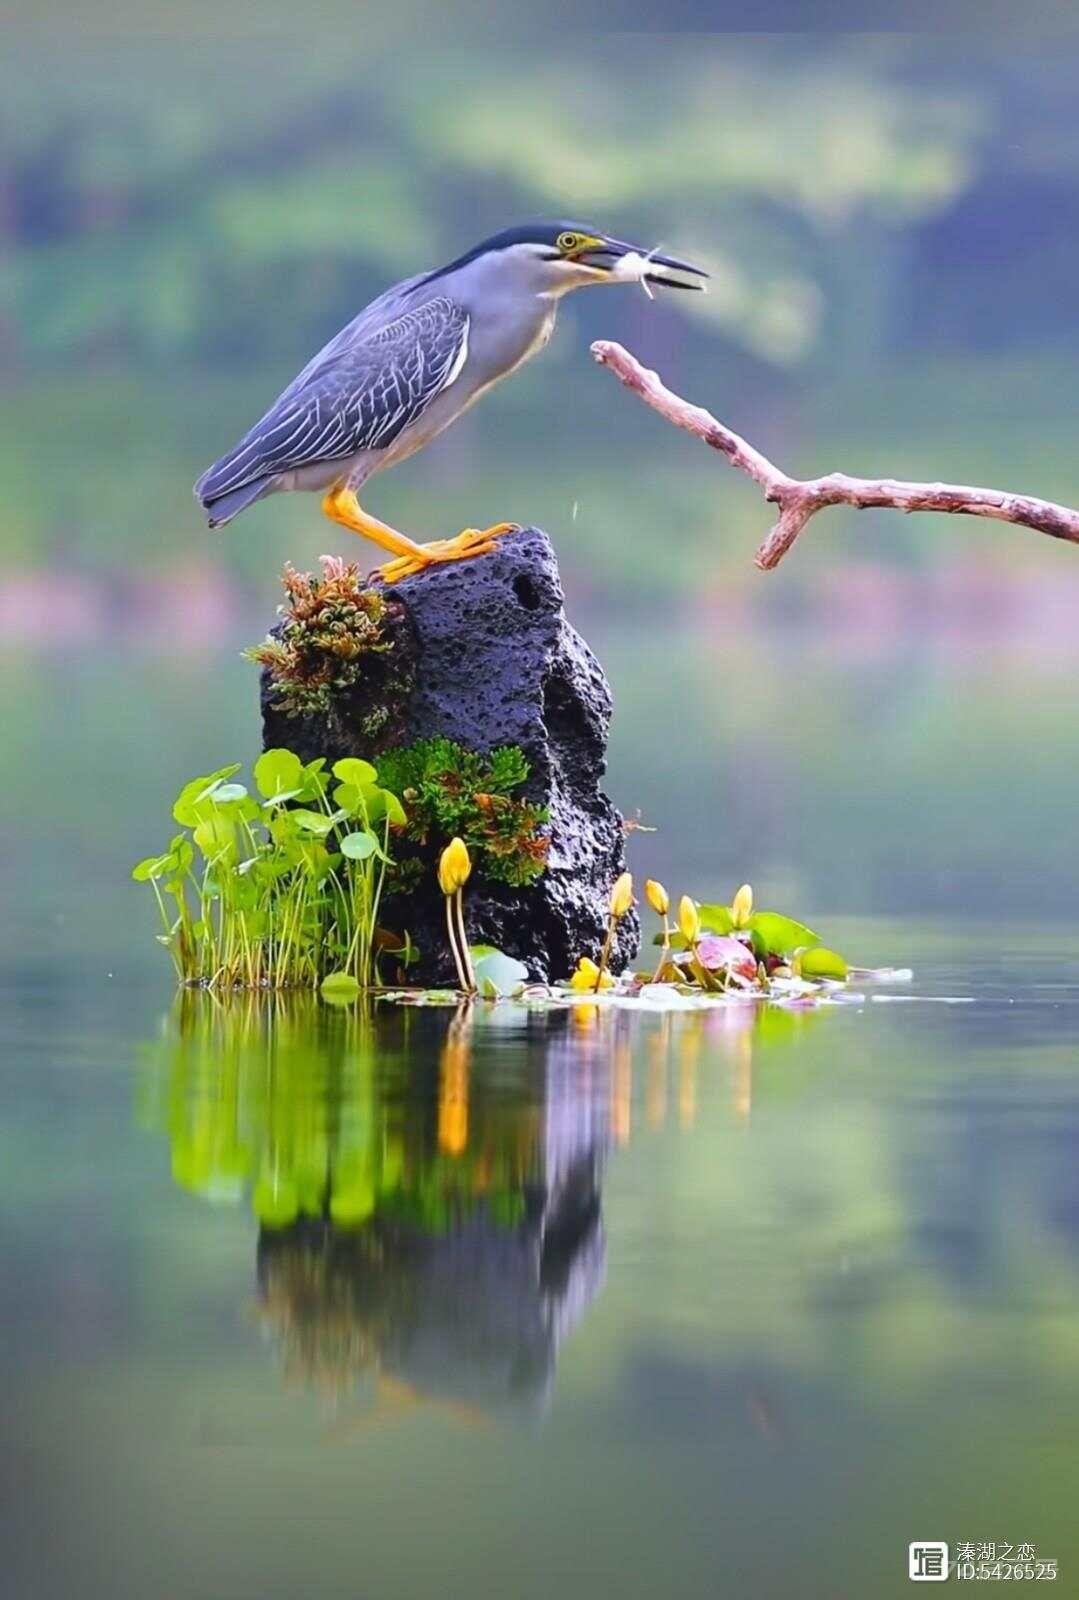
579 236 709 292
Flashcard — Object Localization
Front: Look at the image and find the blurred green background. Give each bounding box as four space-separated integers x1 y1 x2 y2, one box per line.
4 28 1079 940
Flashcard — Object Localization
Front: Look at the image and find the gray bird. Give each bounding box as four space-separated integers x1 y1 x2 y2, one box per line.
195 221 707 581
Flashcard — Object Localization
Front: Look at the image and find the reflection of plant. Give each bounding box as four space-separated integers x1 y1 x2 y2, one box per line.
132 748 407 989
140 994 543 1236
244 557 412 733
376 737 549 888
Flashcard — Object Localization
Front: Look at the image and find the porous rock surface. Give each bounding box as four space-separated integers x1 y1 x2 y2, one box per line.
262 526 638 984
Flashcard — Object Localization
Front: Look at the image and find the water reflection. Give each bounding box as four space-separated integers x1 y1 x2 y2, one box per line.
139 995 824 1419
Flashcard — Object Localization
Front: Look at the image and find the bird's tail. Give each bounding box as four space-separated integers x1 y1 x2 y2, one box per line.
194 474 273 530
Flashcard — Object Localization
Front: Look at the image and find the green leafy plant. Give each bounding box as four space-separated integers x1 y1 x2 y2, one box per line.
244 557 412 732
631 880 851 994
376 736 549 887
133 749 407 990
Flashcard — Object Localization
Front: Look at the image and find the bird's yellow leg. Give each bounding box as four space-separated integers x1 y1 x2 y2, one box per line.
321 485 428 561
321 485 516 583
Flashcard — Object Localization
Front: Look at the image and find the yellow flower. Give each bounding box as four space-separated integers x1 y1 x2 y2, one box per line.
678 895 700 943
645 879 669 916
568 956 614 992
731 882 754 929
609 871 634 919
438 836 472 896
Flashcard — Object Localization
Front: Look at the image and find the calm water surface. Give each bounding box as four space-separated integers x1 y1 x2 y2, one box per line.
4 924 1079 1599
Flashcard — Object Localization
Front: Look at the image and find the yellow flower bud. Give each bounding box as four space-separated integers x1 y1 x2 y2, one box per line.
438 836 472 896
678 895 700 944
568 956 614 992
731 883 753 929
645 879 669 917
609 871 634 920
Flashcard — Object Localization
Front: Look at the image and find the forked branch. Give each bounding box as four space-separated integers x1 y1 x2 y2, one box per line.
590 339 1079 571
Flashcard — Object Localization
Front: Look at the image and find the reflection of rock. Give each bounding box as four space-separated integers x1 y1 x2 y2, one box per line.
258 1148 604 1416
245 1007 610 1417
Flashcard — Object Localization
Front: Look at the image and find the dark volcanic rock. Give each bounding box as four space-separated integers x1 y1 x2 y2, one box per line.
261 526 638 984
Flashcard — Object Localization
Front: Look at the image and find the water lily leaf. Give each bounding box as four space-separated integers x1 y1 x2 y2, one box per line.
797 945 848 981
698 903 734 935
321 971 361 1002
254 748 304 800
471 946 529 997
750 911 820 956
333 757 378 788
339 830 377 860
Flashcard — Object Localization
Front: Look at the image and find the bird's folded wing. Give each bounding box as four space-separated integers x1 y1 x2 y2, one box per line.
195 296 469 504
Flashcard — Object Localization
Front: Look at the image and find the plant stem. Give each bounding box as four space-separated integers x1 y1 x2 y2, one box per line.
445 895 469 992
454 890 476 993
650 920 672 984
594 915 615 992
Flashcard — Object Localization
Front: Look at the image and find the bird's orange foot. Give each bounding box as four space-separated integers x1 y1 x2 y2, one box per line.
375 523 518 583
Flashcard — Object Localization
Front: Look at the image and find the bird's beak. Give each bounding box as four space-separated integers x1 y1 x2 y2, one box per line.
579 236 709 292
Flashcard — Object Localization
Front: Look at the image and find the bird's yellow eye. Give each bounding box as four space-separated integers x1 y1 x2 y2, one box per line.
557 231 583 255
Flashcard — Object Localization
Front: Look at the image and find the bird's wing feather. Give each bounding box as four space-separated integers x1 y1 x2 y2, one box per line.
195 296 469 506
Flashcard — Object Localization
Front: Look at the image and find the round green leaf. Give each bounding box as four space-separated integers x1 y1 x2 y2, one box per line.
339 830 378 860
378 788 407 827
172 764 242 825
254 748 304 799
193 812 236 860
132 854 166 882
290 808 336 836
333 758 378 788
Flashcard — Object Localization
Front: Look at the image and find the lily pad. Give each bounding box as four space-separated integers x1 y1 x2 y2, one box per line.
321 971 361 1003
796 945 848 981
751 911 820 957
470 945 530 998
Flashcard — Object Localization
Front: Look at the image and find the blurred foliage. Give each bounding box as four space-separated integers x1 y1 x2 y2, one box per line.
4 35 1079 597
2 35 1071 375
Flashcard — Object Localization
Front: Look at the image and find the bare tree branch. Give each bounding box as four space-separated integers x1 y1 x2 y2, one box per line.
590 339 1079 571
